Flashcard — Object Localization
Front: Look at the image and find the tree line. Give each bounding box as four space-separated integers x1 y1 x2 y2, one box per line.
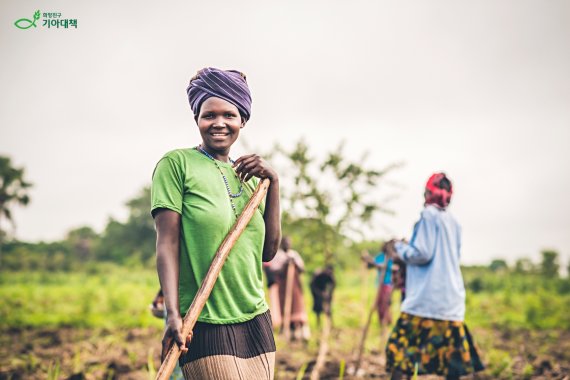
1 144 568 280
0 140 396 272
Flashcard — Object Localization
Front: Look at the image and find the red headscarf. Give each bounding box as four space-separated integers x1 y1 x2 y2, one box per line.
425 173 453 208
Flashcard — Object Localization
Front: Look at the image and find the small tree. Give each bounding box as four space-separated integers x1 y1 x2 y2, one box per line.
95 187 155 265
540 249 560 278
0 156 33 267
489 259 508 272
272 140 399 269
514 258 535 274
66 226 98 262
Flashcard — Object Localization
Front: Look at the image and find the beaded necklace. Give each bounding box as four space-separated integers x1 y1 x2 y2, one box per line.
196 145 244 218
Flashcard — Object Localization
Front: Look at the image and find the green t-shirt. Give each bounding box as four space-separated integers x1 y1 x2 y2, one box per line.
151 147 268 324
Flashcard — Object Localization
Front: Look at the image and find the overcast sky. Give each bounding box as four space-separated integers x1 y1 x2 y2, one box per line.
1 0 569 267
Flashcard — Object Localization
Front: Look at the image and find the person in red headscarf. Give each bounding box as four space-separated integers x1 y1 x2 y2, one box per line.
424 172 453 208
384 173 484 380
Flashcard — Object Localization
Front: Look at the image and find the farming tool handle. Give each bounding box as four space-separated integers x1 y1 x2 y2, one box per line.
282 258 296 341
155 178 271 380
354 258 390 374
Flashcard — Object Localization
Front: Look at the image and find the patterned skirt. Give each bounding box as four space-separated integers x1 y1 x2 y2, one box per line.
386 312 485 377
179 311 276 380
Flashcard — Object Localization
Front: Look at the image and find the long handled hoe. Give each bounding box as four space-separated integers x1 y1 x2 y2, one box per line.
353 261 390 375
282 258 296 342
155 179 271 380
309 312 331 380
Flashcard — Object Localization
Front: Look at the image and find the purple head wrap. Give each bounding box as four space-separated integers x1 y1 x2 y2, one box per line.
186 67 252 121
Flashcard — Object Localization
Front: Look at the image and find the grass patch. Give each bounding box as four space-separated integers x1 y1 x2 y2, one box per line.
0 267 162 329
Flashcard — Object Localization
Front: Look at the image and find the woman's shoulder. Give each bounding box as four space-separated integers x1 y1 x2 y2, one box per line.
290 249 303 260
156 148 206 169
420 205 439 220
160 147 197 161
421 205 460 228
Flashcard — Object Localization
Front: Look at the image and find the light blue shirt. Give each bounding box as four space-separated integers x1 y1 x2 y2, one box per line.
395 204 466 321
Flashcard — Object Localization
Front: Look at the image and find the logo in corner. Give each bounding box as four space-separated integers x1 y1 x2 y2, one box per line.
14 10 41 29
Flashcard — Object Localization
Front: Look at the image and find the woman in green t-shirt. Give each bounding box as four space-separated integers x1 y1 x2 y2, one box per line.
151 67 281 379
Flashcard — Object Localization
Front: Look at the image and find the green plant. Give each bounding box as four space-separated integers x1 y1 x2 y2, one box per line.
338 359 346 380
487 349 513 378
72 348 83 373
522 363 534 379
147 348 156 380
26 353 39 372
295 362 308 380
46 360 60 380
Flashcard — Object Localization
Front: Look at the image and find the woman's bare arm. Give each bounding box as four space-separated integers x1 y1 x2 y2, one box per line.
233 154 281 262
155 209 189 361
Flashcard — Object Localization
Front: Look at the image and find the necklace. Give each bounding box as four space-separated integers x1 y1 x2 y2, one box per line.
196 145 244 218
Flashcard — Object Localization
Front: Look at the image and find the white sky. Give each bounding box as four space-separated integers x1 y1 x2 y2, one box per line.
1 0 569 267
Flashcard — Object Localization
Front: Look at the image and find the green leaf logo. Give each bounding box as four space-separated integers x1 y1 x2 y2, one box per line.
14 10 40 30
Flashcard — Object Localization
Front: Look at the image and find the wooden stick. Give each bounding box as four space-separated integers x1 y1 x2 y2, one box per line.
155 178 271 380
282 258 295 342
354 260 389 375
361 251 370 317
310 313 331 380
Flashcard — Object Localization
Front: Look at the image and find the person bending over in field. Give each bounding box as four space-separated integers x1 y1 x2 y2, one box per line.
309 265 335 327
385 173 484 380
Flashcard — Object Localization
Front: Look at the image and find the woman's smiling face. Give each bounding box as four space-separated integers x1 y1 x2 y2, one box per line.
196 97 244 156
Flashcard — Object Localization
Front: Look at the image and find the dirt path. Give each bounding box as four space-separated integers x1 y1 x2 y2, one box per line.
0 327 568 379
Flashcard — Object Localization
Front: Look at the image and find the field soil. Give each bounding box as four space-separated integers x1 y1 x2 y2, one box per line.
0 326 568 379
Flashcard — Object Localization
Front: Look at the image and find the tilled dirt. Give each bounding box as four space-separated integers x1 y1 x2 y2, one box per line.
0 327 568 379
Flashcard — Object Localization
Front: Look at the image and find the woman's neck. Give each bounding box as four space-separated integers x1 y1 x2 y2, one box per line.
199 144 231 163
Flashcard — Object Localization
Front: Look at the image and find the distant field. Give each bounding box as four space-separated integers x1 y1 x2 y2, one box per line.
0 266 162 329
0 266 568 379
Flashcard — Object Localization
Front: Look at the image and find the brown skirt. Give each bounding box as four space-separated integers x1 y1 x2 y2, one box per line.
275 269 308 324
179 311 276 380
376 284 393 325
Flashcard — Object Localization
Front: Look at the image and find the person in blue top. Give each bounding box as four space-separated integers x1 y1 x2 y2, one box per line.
362 244 401 358
361 246 395 325
385 173 484 380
